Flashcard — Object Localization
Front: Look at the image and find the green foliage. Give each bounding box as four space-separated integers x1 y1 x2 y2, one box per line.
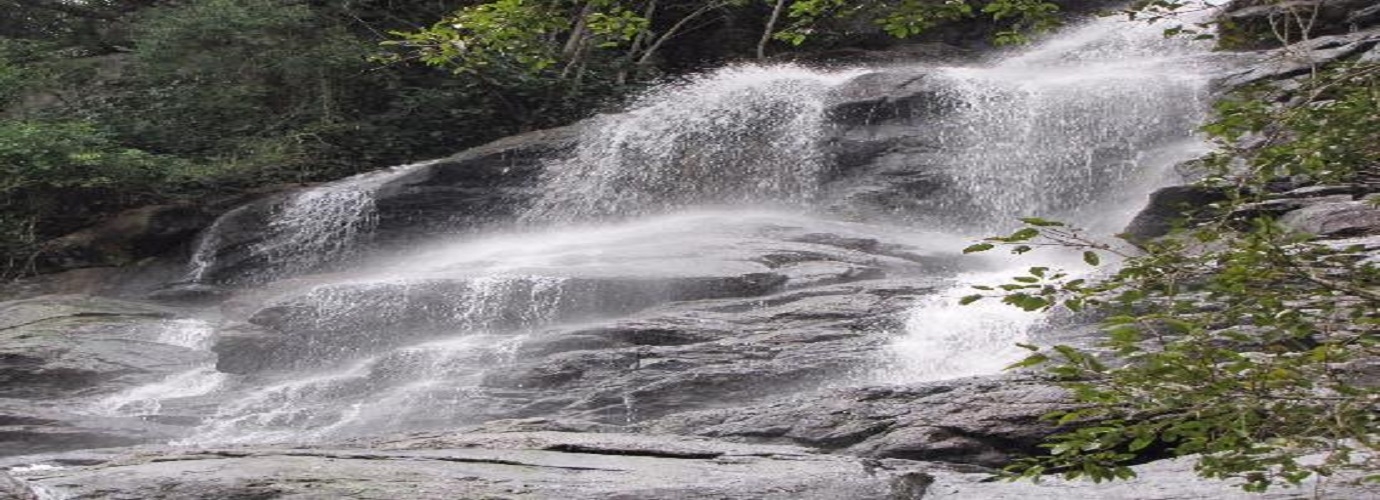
98 0 368 157
777 0 1062 46
0 0 623 272
390 0 1066 77
0 120 186 269
966 62 1380 490
386 0 574 74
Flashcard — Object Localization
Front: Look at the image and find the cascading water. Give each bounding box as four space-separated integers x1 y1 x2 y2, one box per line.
138 11 1233 446
884 15 1219 381
916 18 1214 231
88 319 225 417
525 65 864 221
185 160 436 283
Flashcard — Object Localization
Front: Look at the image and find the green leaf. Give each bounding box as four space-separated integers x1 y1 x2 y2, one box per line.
964 242 995 253
959 294 984 305
1019 217 1065 227
1008 227 1040 242
1083 251 1101 266
1006 353 1049 369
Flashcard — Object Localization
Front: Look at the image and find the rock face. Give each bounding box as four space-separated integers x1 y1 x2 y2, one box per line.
645 375 1075 467
1123 185 1230 242
32 205 213 273
1279 195 1380 237
186 125 581 284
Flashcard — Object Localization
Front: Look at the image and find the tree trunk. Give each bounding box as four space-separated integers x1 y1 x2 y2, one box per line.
757 0 787 60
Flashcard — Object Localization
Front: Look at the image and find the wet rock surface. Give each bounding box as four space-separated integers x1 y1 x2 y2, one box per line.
186 125 582 284
644 375 1074 467
188 216 951 436
5 431 1374 499
0 296 186 399
0 296 207 457
1 432 936 500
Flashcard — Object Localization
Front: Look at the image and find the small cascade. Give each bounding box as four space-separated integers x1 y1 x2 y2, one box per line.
184 333 531 444
256 184 379 274
89 319 226 417
258 274 572 348
525 65 864 221
184 208 236 283
185 160 435 283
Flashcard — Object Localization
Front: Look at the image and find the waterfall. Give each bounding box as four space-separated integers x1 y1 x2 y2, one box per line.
148 10 1234 444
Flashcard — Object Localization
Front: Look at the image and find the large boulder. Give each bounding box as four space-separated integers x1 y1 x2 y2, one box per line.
1123 185 1230 243
31 205 213 273
1279 197 1380 237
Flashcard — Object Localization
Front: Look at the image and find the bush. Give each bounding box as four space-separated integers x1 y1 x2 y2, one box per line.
971 62 1380 492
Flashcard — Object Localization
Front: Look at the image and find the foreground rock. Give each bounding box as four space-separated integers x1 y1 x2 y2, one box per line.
646 375 1074 467
2 432 934 500
5 431 1372 499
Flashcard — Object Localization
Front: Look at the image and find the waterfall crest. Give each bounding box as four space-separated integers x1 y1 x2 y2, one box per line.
526 65 864 221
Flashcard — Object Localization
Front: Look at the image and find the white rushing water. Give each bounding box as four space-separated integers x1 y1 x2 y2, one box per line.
884 14 1218 380
185 160 436 283
526 65 865 221
89 319 226 417
153 10 1230 444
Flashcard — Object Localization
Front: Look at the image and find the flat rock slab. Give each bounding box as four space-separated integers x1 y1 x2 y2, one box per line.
0 296 202 400
2 432 932 500
0 294 172 331
646 376 1075 467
